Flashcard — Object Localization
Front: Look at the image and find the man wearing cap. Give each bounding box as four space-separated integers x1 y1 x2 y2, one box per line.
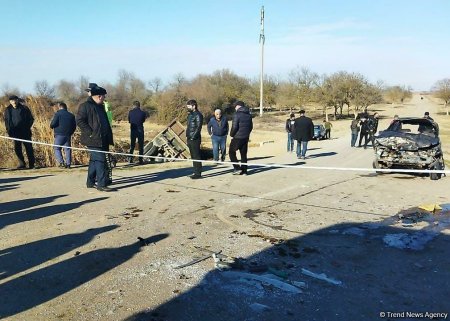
229 100 253 175
294 110 314 159
4 95 35 169
85 83 98 96
186 99 203 179
76 86 114 191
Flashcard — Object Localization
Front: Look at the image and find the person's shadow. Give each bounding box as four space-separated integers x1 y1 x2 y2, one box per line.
0 233 169 319
0 197 109 230
0 175 53 193
0 225 119 280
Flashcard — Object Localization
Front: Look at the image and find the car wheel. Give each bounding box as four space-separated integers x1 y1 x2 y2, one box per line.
430 159 444 180
430 172 441 180
372 160 384 174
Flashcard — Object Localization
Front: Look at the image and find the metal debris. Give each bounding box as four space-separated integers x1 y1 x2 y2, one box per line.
221 271 303 294
301 268 342 286
174 251 222 269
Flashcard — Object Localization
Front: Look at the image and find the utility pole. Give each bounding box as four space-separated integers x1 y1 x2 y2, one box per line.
259 6 265 117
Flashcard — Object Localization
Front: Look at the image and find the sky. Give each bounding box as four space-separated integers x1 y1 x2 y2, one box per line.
1 0 449 93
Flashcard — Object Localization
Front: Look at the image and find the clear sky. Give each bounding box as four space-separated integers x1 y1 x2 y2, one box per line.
1 0 449 93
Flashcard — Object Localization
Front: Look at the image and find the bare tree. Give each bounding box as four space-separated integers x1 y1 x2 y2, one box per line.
148 77 163 93
77 76 90 96
287 66 320 109
432 78 450 115
56 80 78 106
34 80 56 99
1 83 21 97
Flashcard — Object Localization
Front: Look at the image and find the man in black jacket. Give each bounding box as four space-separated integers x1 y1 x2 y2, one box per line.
229 100 253 175
4 95 35 169
128 100 147 164
76 86 114 191
50 102 76 168
358 116 369 148
285 113 295 152
294 110 314 159
366 112 379 148
186 99 203 179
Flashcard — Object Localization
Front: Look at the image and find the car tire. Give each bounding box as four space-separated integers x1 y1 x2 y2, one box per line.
372 160 384 174
430 159 444 180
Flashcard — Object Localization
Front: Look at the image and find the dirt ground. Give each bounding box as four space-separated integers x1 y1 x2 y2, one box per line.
1 94 449 321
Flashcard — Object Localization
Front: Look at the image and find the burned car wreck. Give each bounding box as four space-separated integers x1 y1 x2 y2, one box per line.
373 117 445 180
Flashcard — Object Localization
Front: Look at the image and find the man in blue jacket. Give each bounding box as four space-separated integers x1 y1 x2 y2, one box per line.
128 100 147 164
76 86 114 191
207 109 229 162
50 102 76 168
229 100 253 175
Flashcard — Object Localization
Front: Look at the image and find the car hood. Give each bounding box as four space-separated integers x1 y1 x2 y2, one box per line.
375 131 440 150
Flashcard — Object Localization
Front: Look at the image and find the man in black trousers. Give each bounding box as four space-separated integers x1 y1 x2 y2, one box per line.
4 95 35 169
229 100 253 175
186 99 203 179
76 86 114 191
128 100 147 164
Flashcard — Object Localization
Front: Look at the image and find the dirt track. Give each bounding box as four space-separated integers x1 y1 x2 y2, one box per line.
1 95 449 321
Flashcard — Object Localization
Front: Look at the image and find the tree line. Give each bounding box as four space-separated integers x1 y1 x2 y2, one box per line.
2 67 449 123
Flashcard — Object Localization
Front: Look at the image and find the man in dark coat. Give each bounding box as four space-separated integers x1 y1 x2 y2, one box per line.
186 99 203 179
76 86 114 191
358 116 369 148
4 95 35 169
366 112 379 148
50 102 76 168
294 110 314 159
229 100 253 175
128 100 147 164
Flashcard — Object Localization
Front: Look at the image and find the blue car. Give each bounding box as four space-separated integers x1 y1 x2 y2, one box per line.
313 125 327 140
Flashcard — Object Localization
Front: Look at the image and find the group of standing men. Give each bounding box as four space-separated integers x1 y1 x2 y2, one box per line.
185 99 253 179
350 112 379 148
285 110 315 159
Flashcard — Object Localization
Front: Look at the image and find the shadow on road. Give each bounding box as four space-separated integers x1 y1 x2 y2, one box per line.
0 196 108 230
0 233 169 319
307 151 337 159
0 225 119 280
124 216 450 321
0 175 53 193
